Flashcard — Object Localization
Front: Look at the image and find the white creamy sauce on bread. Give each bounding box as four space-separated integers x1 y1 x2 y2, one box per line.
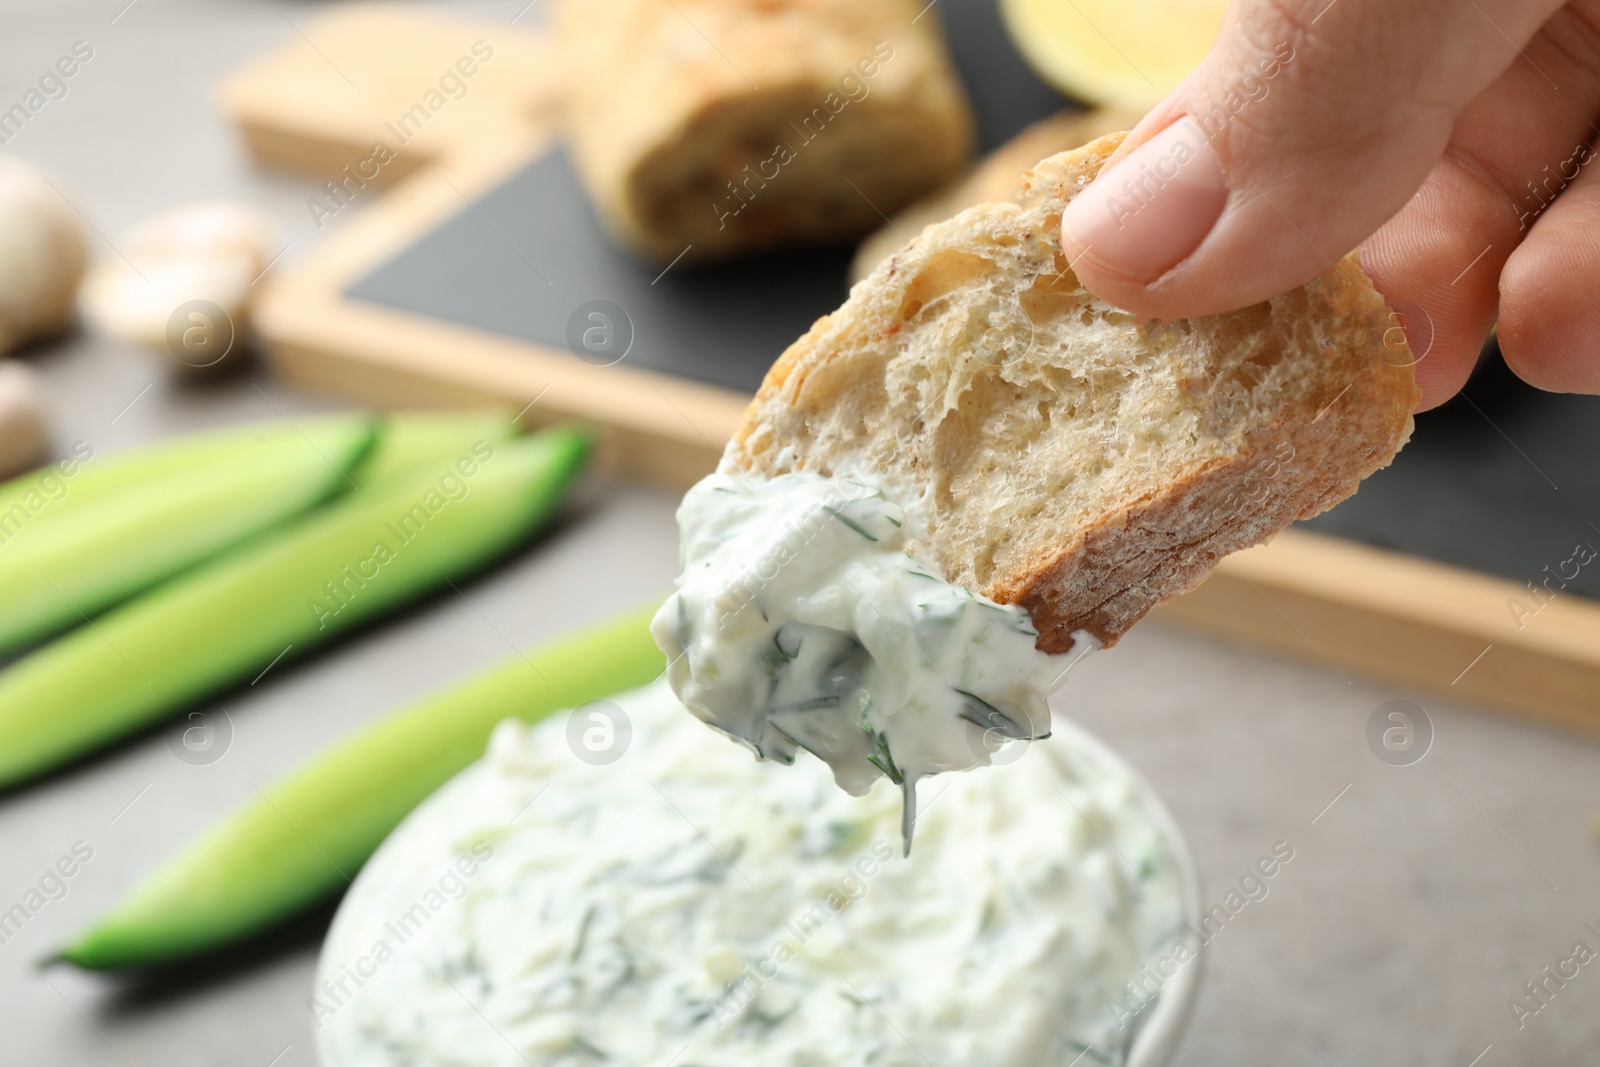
316 681 1191 1067
652 471 1091 849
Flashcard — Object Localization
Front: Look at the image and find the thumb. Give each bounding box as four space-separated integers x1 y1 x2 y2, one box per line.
1059 0 1563 319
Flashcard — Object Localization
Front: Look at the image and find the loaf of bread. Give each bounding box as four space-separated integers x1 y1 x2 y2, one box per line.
729 133 1418 653
553 0 974 263
850 107 1140 282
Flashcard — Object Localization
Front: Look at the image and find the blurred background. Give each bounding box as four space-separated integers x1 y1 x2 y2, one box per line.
1 1 1597 1065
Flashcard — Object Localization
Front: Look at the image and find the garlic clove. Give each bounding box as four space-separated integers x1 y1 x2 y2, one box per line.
0 361 50 480
0 157 89 356
80 201 280 375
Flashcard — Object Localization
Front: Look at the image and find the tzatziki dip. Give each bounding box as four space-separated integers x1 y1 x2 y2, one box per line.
653 471 1094 849
315 680 1196 1067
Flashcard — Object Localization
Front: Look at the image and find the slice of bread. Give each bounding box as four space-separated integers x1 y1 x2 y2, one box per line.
726 132 1419 654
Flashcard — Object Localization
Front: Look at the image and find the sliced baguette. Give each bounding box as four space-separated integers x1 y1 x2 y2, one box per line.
552 0 974 263
727 132 1419 654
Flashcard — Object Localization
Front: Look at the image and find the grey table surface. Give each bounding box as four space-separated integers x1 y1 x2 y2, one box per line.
2 2 1598 1065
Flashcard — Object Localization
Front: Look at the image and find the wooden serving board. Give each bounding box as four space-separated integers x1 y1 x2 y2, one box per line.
233 4 1600 730
222 4 562 185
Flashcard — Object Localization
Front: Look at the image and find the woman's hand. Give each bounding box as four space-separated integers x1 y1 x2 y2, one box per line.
1058 0 1600 409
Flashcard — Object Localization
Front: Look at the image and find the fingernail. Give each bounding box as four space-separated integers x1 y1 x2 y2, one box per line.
1061 119 1228 284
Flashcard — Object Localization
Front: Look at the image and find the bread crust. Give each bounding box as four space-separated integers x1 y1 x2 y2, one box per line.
554 0 974 263
729 133 1418 652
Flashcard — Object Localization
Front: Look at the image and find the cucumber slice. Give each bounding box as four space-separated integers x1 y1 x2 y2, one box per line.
0 415 379 655
0 429 591 790
57 603 662 970
0 417 355 522
354 411 520 485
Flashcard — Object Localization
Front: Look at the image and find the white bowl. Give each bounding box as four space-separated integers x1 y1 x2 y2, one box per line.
1096 727 1203 1067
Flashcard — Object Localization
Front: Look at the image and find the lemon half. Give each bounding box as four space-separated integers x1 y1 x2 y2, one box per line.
999 0 1228 109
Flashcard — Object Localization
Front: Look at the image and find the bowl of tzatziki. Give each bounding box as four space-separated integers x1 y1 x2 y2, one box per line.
312 679 1203 1067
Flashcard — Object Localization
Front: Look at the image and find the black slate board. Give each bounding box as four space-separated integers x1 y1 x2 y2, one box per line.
1303 349 1600 600
348 147 855 396
344 0 1600 601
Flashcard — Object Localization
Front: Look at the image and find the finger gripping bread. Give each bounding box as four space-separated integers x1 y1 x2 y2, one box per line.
728 132 1418 653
